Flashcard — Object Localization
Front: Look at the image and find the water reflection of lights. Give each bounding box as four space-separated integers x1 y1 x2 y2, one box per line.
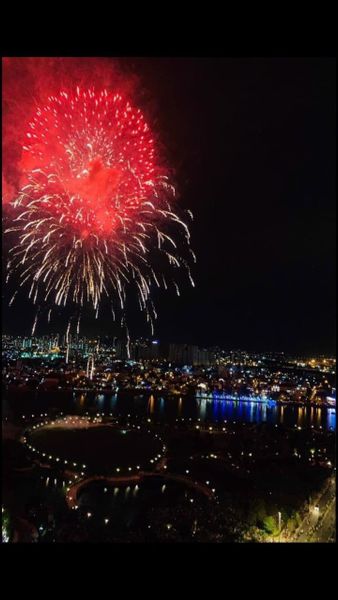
197 392 277 405
110 395 118 410
327 408 336 430
148 395 155 414
280 405 284 424
316 407 322 427
249 401 255 423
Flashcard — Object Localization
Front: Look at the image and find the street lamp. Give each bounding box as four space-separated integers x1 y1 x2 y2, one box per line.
278 511 282 542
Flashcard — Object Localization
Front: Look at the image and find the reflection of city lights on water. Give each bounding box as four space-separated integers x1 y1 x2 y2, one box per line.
198 399 207 421
310 406 314 423
327 408 336 431
148 394 155 414
109 394 118 410
248 401 254 423
297 406 306 427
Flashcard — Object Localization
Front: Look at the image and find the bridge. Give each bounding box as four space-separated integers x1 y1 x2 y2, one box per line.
66 470 214 509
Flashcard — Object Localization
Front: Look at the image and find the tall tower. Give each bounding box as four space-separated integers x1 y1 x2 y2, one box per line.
86 354 95 380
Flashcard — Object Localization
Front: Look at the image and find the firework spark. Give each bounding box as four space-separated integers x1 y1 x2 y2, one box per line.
5 87 195 338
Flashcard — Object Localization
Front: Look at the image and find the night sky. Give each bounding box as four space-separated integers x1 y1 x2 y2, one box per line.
2 57 336 355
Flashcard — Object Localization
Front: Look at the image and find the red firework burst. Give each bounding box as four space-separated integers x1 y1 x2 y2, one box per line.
20 88 163 237
5 86 194 336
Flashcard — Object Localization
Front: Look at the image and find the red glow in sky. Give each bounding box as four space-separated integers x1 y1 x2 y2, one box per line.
3 59 164 238
19 87 159 237
2 58 155 214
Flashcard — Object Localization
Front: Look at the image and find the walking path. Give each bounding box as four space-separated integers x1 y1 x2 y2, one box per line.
66 470 214 509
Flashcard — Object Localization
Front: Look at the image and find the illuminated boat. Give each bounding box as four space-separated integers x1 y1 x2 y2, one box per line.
196 391 277 406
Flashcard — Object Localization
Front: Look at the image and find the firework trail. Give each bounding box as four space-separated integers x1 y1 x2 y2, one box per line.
4 84 195 335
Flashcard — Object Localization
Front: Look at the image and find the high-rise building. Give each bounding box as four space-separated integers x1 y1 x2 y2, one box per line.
167 344 214 366
22 337 32 350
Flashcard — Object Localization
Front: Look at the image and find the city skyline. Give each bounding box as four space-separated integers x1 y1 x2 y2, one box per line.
2 332 336 360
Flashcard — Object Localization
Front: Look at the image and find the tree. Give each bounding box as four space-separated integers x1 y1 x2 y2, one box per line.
287 517 296 534
262 515 278 536
2 508 12 542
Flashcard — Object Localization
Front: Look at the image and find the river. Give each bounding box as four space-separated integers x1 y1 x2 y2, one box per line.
3 388 336 430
